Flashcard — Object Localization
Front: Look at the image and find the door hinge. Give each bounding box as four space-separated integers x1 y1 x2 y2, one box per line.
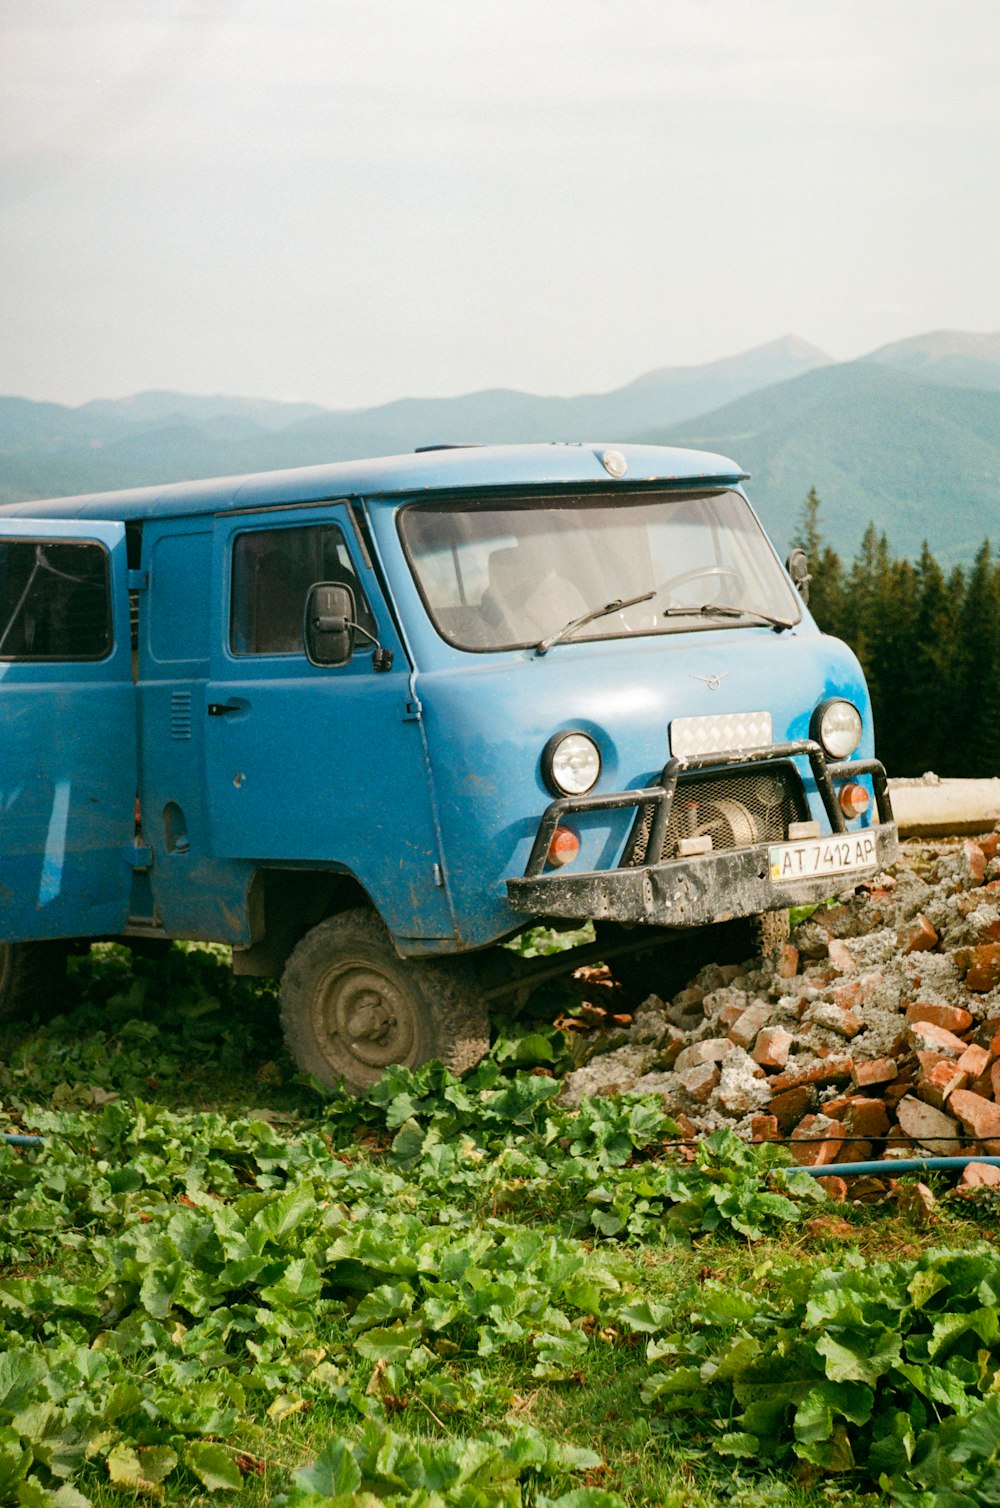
402 698 422 721
124 844 153 872
127 569 149 592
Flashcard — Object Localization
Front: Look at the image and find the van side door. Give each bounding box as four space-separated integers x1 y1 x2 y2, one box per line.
0 520 137 939
205 506 455 943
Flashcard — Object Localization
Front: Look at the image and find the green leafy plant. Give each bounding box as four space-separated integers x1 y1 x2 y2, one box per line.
635 1246 1000 1505
285 1420 623 1506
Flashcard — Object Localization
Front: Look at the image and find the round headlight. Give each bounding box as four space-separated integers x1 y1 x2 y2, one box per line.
813 700 863 760
543 731 601 796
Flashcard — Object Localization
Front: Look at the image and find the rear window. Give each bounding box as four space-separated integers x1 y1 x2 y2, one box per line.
0 539 112 661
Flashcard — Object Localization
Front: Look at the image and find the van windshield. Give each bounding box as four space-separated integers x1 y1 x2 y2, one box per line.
399 489 801 652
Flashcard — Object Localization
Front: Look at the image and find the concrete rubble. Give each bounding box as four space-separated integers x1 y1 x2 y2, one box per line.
561 826 1000 1170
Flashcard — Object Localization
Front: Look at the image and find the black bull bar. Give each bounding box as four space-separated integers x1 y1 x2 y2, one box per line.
506 741 898 930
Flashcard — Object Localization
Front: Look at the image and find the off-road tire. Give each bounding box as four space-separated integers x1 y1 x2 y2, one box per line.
279 907 489 1094
0 941 70 1024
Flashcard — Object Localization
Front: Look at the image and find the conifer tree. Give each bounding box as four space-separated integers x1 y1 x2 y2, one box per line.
786 493 992 776
789 488 845 637
907 544 963 775
953 541 1000 777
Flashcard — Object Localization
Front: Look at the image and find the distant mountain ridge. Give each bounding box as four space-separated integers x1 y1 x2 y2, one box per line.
1 330 998 562
860 329 1000 393
637 359 1000 563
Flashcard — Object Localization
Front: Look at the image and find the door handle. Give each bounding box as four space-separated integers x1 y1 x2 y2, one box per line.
208 701 243 717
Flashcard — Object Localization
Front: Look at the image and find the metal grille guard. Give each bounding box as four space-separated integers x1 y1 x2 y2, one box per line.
522 740 893 880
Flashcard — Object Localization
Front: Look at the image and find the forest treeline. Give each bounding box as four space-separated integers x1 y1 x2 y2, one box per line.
793 490 1000 778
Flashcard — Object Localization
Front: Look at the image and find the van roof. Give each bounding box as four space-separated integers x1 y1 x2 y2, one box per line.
0 443 748 522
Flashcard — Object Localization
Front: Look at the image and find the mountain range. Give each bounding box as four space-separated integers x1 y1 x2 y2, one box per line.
2 330 998 563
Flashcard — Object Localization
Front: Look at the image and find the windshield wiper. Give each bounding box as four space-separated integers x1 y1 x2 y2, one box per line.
660 602 794 631
535 590 655 656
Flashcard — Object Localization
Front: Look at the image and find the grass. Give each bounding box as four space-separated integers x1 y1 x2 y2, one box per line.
1 942 998 1507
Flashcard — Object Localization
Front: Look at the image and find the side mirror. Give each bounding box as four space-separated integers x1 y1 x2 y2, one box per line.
786 548 811 603
305 582 356 667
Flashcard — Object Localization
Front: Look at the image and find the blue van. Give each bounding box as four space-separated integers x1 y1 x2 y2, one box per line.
0 443 896 1089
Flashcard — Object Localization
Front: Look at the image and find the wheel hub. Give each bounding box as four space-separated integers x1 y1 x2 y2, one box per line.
314 962 419 1078
347 993 396 1043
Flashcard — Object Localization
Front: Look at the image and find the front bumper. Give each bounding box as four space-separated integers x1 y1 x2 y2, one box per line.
506 742 898 929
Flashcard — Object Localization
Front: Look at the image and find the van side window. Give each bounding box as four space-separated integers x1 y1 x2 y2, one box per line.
230 522 376 656
0 539 112 661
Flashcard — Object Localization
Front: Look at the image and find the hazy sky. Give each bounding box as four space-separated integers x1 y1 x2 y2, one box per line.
2 0 998 408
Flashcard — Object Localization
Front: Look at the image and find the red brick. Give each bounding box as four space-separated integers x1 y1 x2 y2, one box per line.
816 1175 848 1201
949 1090 1000 1152
884 1081 913 1113
753 1026 794 1069
957 1043 991 1079
843 1098 891 1140
965 945 1000 994
905 1002 974 1035
778 943 799 979
674 1038 731 1072
718 1001 746 1027
828 981 862 1012
677 1063 721 1102
851 1057 898 1088
903 914 939 953
907 1020 967 1058
896 1182 937 1223
727 1002 772 1050
769 1058 854 1093
958 1161 1000 1189
967 1071 992 1099
917 1060 967 1109
821 1094 854 1121
847 1174 894 1202
992 1061 1000 1101
896 1096 963 1152
659 1032 685 1069
961 840 988 887
749 1114 780 1143
827 939 856 972
790 1114 846 1166
916 1050 955 1074
769 1085 815 1132
838 1138 874 1164
718 964 742 985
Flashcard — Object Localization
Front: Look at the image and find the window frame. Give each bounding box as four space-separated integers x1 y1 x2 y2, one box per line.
228 518 375 659
0 535 114 664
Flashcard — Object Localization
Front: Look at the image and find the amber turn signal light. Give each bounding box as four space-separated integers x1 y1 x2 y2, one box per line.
547 826 581 867
837 781 870 818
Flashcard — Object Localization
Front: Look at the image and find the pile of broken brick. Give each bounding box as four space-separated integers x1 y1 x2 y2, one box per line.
561 827 1000 1201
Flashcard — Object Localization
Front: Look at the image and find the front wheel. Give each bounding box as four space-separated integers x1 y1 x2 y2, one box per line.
279 908 489 1093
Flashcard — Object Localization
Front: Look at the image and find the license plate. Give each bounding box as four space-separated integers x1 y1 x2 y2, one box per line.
769 832 878 882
